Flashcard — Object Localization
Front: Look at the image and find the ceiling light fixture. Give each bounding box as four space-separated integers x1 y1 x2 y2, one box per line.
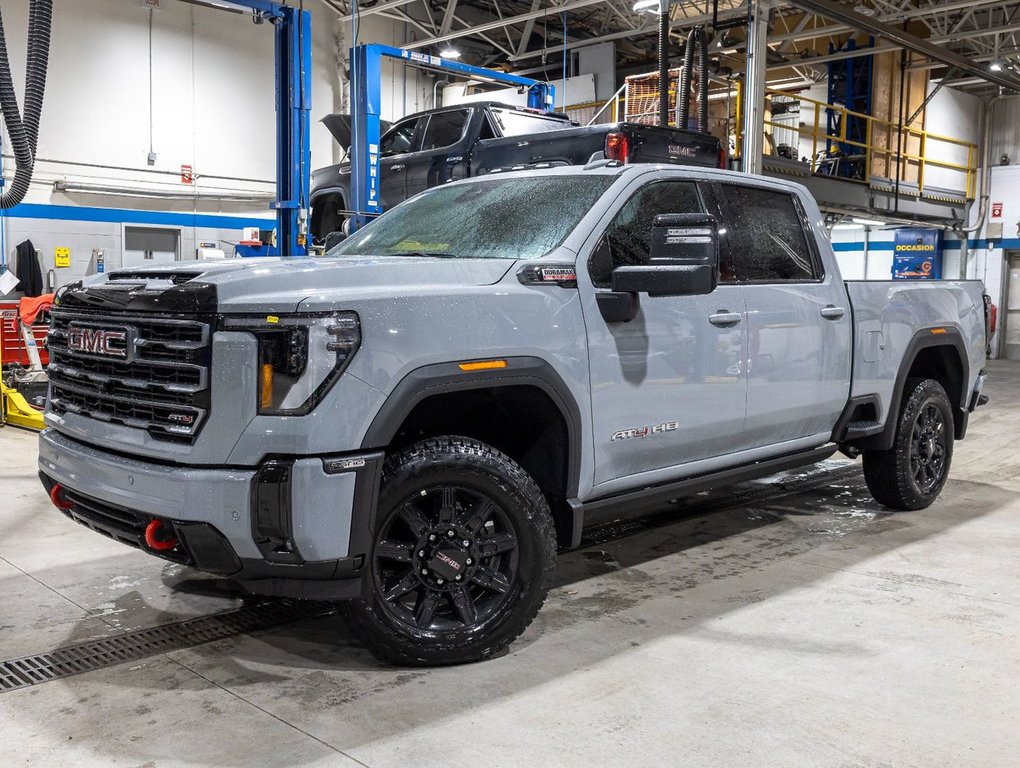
852 217 886 227
632 0 660 14
989 61 1004 72
439 45 461 59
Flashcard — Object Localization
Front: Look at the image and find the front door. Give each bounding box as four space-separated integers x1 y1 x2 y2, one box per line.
580 177 748 488
405 108 472 198
377 117 422 210
709 181 852 448
1004 251 1020 360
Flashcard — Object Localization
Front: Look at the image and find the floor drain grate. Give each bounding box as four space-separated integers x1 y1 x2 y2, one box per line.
0 599 335 693
581 463 864 547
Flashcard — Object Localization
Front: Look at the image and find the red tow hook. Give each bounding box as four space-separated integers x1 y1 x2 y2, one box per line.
50 484 74 511
144 518 179 551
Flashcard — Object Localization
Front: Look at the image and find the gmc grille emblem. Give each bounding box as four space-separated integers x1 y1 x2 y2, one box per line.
67 325 132 359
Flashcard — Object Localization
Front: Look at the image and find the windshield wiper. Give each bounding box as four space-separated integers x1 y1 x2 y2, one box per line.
398 251 463 259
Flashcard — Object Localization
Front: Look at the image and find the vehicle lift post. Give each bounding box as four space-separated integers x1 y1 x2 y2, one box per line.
348 43 555 232
186 1 312 256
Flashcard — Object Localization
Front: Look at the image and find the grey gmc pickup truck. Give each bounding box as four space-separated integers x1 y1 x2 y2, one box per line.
39 164 987 666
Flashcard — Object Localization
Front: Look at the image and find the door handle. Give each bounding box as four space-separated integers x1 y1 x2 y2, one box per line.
708 311 742 327
820 305 846 320
390 164 406 171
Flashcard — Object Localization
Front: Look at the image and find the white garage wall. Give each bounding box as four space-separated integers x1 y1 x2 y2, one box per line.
0 0 428 284
923 84 981 194
1 0 342 208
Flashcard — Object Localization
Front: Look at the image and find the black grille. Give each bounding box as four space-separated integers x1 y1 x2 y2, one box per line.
47 308 211 442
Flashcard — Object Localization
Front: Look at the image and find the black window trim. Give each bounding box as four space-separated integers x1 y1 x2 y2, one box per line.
708 180 826 286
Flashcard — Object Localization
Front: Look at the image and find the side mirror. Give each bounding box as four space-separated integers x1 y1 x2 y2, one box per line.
323 230 347 251
610 213 719 297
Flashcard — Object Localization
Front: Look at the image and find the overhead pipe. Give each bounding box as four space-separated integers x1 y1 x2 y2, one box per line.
676 26 709 131
677 28 694 128
695 27 708 133
783 0 1020 92
658 0 670 127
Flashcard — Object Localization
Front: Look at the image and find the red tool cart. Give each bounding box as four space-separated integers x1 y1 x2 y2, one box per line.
1 299 51 368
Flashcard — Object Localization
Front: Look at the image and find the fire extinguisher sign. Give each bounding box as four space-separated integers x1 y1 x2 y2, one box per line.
180 164 194 184
991 201 1004 218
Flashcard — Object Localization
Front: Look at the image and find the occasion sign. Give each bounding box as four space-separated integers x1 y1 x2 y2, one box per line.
892 229 942 280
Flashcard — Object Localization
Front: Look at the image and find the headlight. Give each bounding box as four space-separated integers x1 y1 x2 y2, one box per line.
222 312 360 415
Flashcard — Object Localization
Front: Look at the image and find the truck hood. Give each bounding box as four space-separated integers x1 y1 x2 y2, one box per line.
75 256 517 313
320 113 393 153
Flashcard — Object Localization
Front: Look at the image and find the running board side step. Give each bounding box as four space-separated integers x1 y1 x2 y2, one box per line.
567 444 839 542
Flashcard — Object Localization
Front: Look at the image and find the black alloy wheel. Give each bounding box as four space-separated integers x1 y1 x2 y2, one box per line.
343 436 557 666
863 378 955 511
372 483 520 633
909 401 948 494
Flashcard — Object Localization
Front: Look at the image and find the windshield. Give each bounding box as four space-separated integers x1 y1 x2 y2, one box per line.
330 175 615 260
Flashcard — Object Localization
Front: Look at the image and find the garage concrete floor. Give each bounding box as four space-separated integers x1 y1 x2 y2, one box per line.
1 362 1018 767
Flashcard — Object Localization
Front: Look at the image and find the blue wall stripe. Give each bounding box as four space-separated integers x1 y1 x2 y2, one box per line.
0 202 274 230
832 237 1020 253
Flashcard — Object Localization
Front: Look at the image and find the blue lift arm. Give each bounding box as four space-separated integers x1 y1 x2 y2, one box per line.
185 0 311 256
349 44 554 231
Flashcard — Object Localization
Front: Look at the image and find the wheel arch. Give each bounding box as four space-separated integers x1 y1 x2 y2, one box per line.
361 357 584 547
854 327 970 451
309 187 348 243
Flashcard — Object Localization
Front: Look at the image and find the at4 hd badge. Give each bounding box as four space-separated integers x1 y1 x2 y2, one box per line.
611 420 679 441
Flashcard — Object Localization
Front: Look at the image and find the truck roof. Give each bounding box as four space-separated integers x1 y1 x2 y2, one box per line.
395 101 572 123
476 160 811 194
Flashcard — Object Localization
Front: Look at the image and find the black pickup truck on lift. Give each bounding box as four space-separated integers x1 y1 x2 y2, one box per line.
310 101 723 243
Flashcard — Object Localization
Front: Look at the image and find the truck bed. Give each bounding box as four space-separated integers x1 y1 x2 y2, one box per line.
471 122 721 175
847 279 986 425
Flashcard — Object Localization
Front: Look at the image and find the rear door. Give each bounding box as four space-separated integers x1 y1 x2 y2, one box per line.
405 108 473 198
709 181 851 448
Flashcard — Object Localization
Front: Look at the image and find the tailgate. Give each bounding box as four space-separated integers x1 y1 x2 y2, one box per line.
623 123 722 167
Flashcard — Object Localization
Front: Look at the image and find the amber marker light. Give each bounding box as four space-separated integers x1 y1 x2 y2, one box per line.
260 363 274 409
458 360 508 372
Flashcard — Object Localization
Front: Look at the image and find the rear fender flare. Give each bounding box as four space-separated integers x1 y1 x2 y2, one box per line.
854 327 969 451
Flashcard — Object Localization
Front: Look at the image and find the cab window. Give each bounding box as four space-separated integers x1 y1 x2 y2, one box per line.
716 184 819 282
589 180 703 288
380 118 420 156
421 110 470 151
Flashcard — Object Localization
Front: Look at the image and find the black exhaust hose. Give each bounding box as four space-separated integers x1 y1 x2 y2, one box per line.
696 26 709 133
0 0 53 209
658 7 669 127
678 28 695 129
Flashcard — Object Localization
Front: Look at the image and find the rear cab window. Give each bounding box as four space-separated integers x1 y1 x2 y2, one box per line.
712 183 821 282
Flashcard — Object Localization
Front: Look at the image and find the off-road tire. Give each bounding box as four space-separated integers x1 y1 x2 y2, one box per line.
343 436 557 666
863 378 954 511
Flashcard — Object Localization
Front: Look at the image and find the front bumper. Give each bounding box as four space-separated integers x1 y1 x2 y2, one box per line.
38 429 381 600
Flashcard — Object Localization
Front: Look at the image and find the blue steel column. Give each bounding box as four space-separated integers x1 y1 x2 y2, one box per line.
350 44 384 231
348 43 554 232
272 5 312 256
